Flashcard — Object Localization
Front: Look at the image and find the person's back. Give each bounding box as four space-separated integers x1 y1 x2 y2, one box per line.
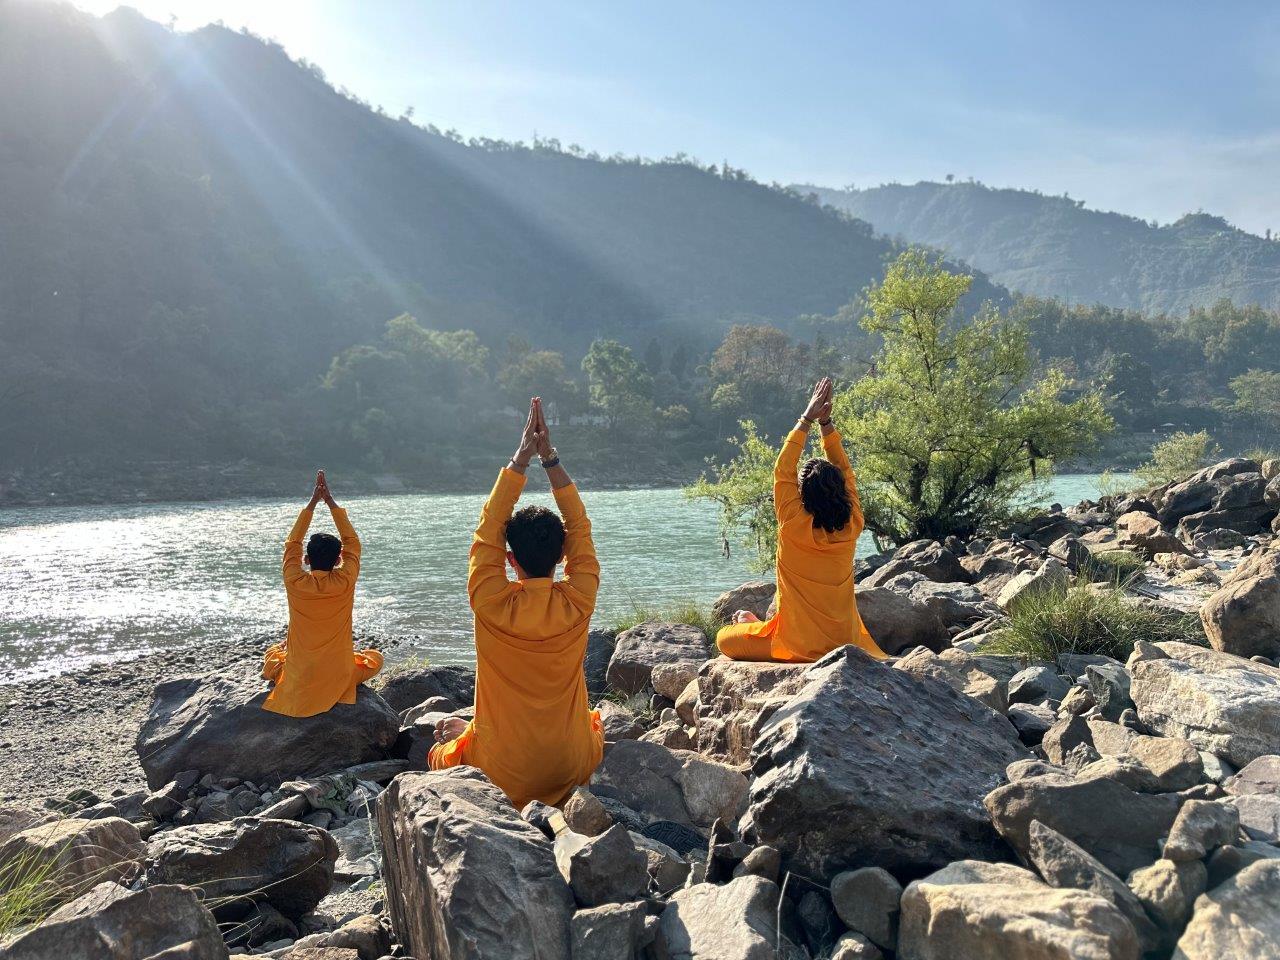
716 378 884 663
262 471 383 717
430 398 602 809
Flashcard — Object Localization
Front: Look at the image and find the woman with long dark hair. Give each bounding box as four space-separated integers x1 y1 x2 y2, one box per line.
716 377 885 662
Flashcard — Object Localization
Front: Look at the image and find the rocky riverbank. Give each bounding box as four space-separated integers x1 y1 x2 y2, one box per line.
3 456 1280 958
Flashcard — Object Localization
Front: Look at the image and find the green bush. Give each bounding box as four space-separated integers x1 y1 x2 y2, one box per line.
1081 549 1147 585
1134 430 1218 489
980 584 1201 663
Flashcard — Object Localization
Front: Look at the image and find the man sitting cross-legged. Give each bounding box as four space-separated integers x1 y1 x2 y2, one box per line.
262 470 383 717
430 397 604 809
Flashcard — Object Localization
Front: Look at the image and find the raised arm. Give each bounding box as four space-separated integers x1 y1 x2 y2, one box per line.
283 472 324 586
467 400 540 610
776 377 835 528
321 474 361 583
536 398 599 603
821 427 864 535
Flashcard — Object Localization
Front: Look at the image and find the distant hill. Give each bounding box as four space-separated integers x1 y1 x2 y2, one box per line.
0 1 1005 469
799 181 1280 314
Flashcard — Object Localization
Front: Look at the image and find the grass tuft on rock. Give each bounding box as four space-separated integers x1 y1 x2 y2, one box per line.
1081 549 1147 585
980 583 1200 663
608 600 723 639
0 847 68 941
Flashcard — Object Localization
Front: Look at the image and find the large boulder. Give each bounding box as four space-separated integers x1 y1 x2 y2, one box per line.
1200 563 1280 661
854 586 949 655
996 558 1070 610
592 739 748 830
4 882 229 960
376 767 573 960
984 769 1182 876
882 573 1001 632
656 876 780 960
894 647 1009 713
1179 505 1277 539
711 581 777 624
1116 511 1189 558
376 663 476 713
694 659 810 763
0 818 143 909
748 646 1028 881
583 630 616 699
1086 718 1204 792
898 860 1140 960
135 670 400 789
606 622 711 696
1173 859 1280 959
1130 642 1280 767
860 540 970 588
144 816 337 920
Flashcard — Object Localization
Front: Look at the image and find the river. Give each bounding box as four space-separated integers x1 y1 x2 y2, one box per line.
0 475 1122 683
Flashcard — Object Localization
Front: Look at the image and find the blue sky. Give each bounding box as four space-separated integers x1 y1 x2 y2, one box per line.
73 0 1280 234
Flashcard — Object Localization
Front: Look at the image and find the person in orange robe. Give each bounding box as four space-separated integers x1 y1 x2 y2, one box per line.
716 377 886 663
262 470 383 717
429 398 604 810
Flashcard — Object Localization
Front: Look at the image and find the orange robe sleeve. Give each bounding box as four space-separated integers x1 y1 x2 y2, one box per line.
773 428 808 529
822 429 864 537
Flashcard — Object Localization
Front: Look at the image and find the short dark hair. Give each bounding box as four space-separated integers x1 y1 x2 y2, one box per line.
307 532 342 571
799 458 852 533
505 506 566 578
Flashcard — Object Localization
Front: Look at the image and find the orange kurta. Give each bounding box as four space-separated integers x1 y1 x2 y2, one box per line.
716 428 885 663
262 506 383 717
428 469 604 809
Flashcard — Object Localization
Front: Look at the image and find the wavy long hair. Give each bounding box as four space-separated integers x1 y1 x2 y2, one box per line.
799 458 852 533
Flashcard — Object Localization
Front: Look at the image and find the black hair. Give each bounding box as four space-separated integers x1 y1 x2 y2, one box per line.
306 532 342 571
505 505 566 578
799 458 852 533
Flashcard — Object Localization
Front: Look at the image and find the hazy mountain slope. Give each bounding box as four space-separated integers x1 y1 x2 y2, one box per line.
801 182 1280 314
0 2 1005 465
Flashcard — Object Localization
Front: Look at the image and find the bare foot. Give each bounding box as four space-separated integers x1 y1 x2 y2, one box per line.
734 610 761 624
434 716 469 745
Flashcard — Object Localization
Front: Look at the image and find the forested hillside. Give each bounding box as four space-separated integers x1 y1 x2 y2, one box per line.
2 1 1008 482
802 181 1280 314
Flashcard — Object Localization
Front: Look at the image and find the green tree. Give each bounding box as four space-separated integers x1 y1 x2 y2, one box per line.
1134 430 1219 489
685 421 781 571
497 349 576 421
1230 369 1280 426
834 251 1112 543
581 339 653 427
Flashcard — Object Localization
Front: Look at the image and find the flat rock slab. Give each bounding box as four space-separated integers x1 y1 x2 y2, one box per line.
748 645 1028 881
694 658 810 764
1131 642 1280 768
592 739 749 830
136 670 400 789
376 767 573 960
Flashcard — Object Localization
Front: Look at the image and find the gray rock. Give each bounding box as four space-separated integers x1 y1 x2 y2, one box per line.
584 630 617 699
1205 840 1280 887
1027 820 1159 952
830 866 902 951
748 646 1027 881
606 622 711 696
376 767 573 960
1164 799 1241 860
376 663 475 713
597 700 646 742
694 659 810 763
144 816 336 921
651 660 701 703
1087 718 1205 791
632 832 691 893
1173 860 1280 959
1077 755 1163 793
0 817 143 909
4 883 228 959
1127 858 1206 946
1042 715 1099 770
592 739 748 830
1117 510 1189 558
1225 793 1280 842
860 539 969 588
711 581 776 624
1086 662 1135 721
570 902 650 960
1008 665 1071 705
996 558 1070 609
882 572 1000 631
853 585 949 654
831 931 884 960
656 876 779 960
559 823 648 908
898 860 1140 960
1007 703 1056 746
895 647 1010 713
1201 567 1280 661
136 670 400 790
1131 642 1280 768
563 786 613 837
322 913 393 959
985 769 1183 876
732 845 781 884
